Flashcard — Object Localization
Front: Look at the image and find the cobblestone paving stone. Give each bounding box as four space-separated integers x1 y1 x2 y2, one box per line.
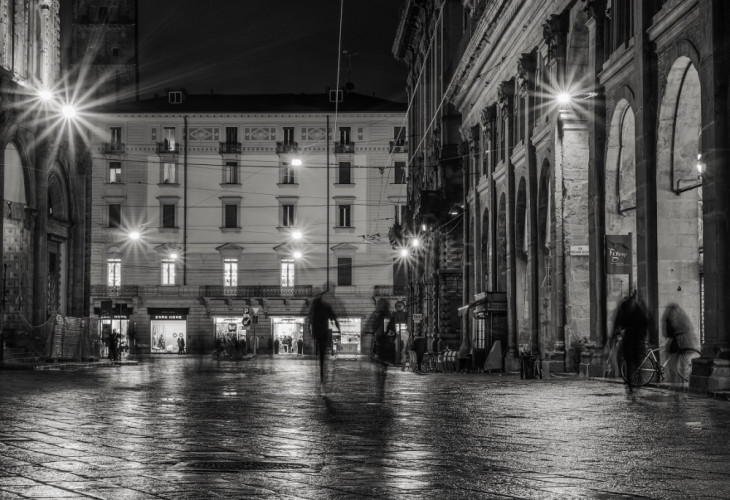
1 355 729 499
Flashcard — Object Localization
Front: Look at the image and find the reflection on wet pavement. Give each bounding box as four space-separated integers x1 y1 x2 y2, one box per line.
0 356 729 498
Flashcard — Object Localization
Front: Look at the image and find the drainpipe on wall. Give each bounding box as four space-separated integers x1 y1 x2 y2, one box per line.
183 115 188 286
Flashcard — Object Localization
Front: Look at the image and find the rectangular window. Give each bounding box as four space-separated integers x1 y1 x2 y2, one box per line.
223 258 238 287
394 127 406 145
161 259 176 285
283 127 295 145
281 258 295 287
338 204 351 227
107 258 121 287
394 162 406 184
338 162 351 184
280 163 295 184
474 319 486 349
339 127 351 144
225 126 238 144
109 162 122 183
223 161 238 184
224 204 238 228
110 127 122 146
163 127 176 151
282 204 295 227
108 204 121 228
162 162 176 183
162 204 176 228
337 258 352 286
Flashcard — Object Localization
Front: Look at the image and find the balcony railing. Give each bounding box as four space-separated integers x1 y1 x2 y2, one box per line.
157 142 180 154
201 285 312 298
103 142 125 154
373 285 408 297
219 142 242 154
276 142 299 155
335 142 355 154
90 285 139 298
389 140 408 154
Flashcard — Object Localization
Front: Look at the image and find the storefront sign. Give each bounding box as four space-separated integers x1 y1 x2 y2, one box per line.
148 308 189 320
605 235 632 274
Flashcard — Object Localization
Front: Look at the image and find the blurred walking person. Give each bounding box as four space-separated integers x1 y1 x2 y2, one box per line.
613 291 653 393
309 292 340 381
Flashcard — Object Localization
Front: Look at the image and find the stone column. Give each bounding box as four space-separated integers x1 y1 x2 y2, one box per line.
632 0 659 340
32 140 51 332
498 81 518 366
518 53 541 359
584 1 608 348
691 0 730 392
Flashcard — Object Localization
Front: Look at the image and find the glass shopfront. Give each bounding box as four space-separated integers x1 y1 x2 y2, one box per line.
214 316 247 342
272 316 305 354
149 309 188 354
334 318 361 355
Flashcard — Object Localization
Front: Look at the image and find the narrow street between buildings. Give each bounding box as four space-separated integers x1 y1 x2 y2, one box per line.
1 356 729 499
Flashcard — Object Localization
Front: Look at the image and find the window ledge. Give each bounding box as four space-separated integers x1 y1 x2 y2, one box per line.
277 182 299 187
220 227 241 233
220 182 241 187
159 227 179 234
333 226 355 234
106 182 125 186
333 183 355 189
158 182 180 187
276 226 296 233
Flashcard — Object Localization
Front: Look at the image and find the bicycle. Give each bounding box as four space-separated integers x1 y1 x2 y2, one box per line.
620 342 701 386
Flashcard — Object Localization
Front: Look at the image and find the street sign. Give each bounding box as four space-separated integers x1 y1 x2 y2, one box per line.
243 307 250 315
413 313 423 323
252 307 260 314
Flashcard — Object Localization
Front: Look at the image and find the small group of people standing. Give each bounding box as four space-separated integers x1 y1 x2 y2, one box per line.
177 335 186 354
107 329 123 361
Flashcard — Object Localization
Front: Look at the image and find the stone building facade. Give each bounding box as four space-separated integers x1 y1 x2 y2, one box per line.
0 0 91 355
394 0 730 391
87 91 408 357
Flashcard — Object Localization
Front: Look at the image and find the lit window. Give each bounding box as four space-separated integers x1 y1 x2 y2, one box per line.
161 259 176 285
280 163 295 184
339 127 351 144
162 162 176 183
107 258 121 287
109 162 122 183
224 258 238 287
223 161 238 184
163 127 176 151
281 258 295 287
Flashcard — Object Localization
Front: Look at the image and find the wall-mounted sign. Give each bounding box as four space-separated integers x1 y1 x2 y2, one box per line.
412 313 423 323
570 245 589 256
605 235 632 274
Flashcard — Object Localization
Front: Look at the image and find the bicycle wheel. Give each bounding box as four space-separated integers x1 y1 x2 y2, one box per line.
621 356 656 386
676 350 699 381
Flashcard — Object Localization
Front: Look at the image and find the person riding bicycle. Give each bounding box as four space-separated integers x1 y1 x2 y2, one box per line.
613 291 653 393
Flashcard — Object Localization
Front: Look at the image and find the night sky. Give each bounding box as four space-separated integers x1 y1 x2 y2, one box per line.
136 1 408 102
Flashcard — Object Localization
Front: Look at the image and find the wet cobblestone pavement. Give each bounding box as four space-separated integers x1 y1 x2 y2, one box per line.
1 355 729 499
